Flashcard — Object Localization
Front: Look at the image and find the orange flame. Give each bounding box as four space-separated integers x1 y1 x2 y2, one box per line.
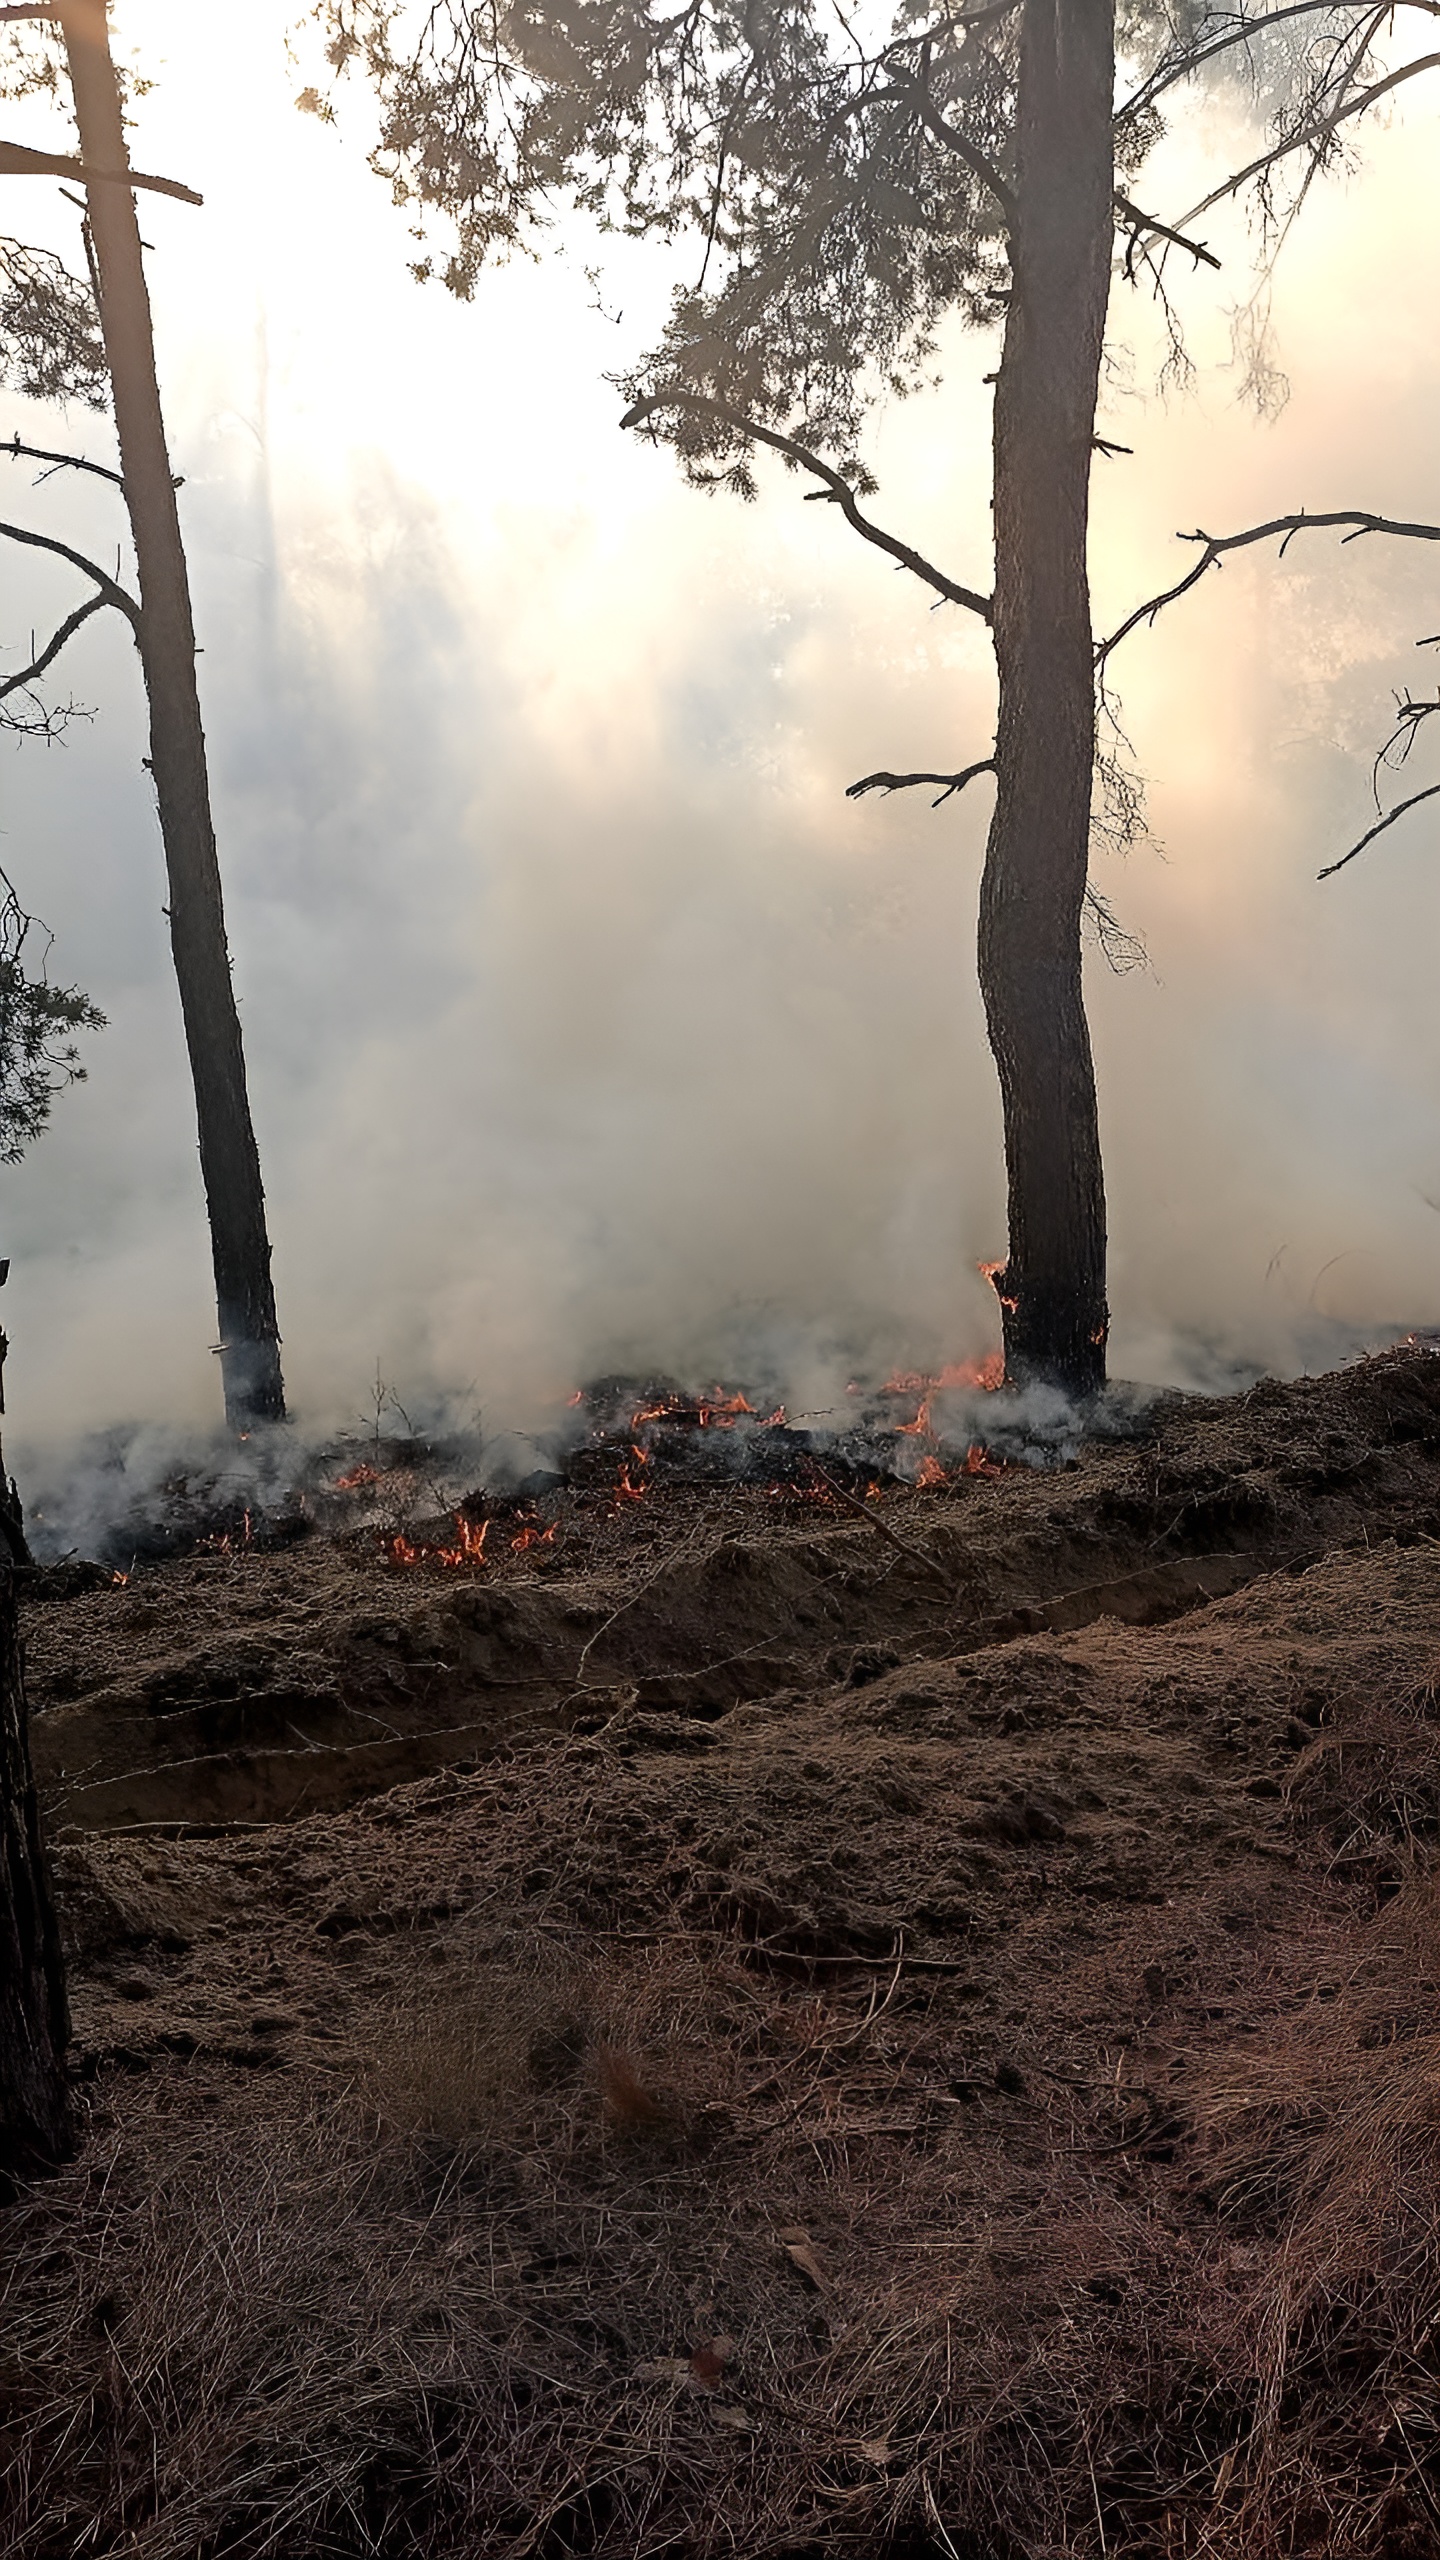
510 1518 557 1553
382 1512 490 1568
629 1388 757 1431
964 1442 1005 1478
979 1258 1019 1317
916 1453 947 1488
436 1516 489 1567
938 1350 1006 1391
334 1462 381 1491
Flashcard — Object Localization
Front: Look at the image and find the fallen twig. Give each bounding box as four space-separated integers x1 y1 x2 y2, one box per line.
803 1459 953 1585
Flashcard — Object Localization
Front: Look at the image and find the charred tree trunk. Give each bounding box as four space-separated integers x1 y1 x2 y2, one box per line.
978 0 1114 1397
0 1499 71 2190
58 0 285 1429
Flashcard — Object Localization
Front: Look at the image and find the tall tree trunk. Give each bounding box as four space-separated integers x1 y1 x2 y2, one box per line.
978 0 1114 1397
0 1497 71 2190
58 0 286 1430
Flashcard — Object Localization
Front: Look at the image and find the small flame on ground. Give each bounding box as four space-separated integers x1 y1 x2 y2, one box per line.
383 1506 559 1568
627 1388 777 1431
510 1518 557 1553
334 1462 381 1491
883 1344 1005 1442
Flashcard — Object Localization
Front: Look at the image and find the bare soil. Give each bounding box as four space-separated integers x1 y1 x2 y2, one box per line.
7 1349 1440 2557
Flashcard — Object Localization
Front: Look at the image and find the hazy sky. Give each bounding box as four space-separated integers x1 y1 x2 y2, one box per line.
1 1 1438 1460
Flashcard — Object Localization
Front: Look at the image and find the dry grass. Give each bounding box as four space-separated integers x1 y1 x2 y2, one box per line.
15 1435 1440 2555
13 1899 1440 2560
1172 1875 1440 2557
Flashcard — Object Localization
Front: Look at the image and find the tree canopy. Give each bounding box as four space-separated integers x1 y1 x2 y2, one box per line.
312 0 1439 490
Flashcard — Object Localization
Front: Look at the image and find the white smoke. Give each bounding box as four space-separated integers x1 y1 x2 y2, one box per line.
0 0 1437 1530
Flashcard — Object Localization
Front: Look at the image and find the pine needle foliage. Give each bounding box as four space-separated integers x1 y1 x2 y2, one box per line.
314 0 1425 493
316 0 1174 490
0 238 106 411
0 872 103 1167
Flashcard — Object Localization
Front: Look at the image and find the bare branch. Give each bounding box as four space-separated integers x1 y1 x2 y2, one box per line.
4 431 124 490
0 137 202 207
846 757 996 805
1178 50 1440 227
1098 510 1440 669
1113 191 1221 274
0 588 105 699
0 517 139 625
1318 784 1440 877
622 391 993 621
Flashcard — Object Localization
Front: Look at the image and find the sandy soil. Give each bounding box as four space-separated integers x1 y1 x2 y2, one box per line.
7 1349 1440 2556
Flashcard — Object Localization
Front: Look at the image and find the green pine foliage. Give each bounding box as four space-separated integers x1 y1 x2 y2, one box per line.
0 873 103 1166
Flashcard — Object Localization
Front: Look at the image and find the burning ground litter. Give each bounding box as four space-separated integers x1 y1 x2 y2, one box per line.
8 1349 1440 2553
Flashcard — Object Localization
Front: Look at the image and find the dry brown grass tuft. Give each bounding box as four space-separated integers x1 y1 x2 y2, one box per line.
363 1952 589 2146
1173 1875 1440 2557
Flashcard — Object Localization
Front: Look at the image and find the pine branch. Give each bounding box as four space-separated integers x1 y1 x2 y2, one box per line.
1113 191 1220 275
1115 0 1437 125
0 137 202 207
1318 784 1440 878
1096 510 1440 669
0 589 105 699
621 391 993 621
0 518 140 626
890 78 1016 223
4 432 124 490
1178 49 1440 226
846 758 996 805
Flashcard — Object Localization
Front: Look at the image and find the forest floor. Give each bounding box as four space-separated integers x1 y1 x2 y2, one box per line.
7 1348 1440 2557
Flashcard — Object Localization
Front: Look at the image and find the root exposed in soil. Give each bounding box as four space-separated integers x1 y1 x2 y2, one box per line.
7 1349 1440 2556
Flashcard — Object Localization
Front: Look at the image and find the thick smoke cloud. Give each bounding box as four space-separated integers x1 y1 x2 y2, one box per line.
0 1 1438 1519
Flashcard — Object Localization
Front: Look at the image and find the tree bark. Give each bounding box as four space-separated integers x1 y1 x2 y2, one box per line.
58 0 286 1429
978 0 1114 1397
0 1498 71 2190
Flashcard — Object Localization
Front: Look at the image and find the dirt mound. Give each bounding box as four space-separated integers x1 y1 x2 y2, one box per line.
7 1350 1440 2555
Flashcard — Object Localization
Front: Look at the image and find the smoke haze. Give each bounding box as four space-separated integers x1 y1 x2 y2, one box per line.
1 1 1438 1502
